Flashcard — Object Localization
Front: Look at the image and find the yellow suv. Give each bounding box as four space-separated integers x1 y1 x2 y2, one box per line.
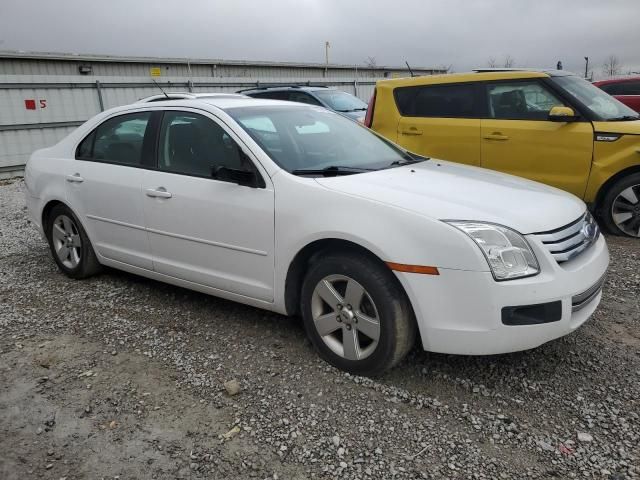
365 70 640 237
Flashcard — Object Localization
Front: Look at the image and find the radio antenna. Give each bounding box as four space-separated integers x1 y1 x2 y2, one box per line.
151 78 170 99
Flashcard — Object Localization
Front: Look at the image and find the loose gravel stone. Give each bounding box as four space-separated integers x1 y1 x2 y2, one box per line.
1 178 639 479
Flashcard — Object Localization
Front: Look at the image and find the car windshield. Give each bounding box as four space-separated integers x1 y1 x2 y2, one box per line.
552 76 639 121
227 105 414 173
313 90 368 112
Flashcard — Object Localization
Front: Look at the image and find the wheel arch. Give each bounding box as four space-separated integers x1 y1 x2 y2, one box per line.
593 164 640 212
41 199 94 245
284 238 412 317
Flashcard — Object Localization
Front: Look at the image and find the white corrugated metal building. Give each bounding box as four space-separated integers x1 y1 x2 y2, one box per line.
0 51 445 177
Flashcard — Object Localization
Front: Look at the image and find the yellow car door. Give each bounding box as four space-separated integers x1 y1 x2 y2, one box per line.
480 80 594 198
394 83 481 166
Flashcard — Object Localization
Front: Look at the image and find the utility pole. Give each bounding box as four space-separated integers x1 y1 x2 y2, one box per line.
584 57 589 79
325 41 330 76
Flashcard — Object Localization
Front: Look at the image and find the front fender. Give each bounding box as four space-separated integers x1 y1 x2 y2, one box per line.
586 133 640 203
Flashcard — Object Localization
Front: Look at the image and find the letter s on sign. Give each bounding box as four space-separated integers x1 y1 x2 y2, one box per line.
39 99 47 109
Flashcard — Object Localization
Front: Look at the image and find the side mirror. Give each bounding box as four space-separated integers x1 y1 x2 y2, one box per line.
212 165 263 188
549 106 579 122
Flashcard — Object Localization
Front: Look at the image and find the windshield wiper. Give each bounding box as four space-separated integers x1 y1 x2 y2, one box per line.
608 115 640 121
335 107 367 112
389 152 429 167
291 166 374 177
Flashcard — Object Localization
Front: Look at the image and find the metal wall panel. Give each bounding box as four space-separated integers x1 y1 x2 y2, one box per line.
0 53 444 172
0 125 77 168
0 75 383 170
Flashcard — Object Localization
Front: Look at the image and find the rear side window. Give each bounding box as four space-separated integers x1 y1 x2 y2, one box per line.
250 91 291 101
288 92 322 106
394 83 480 118
600 81 640 96
76 112 152 166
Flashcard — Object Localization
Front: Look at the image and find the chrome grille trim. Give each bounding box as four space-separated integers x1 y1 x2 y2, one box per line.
533 213 600 263
572 276 606 312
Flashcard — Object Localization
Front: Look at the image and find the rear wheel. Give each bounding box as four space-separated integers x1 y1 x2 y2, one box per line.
46 204 101 279
601 173 640 237
300 252 416 376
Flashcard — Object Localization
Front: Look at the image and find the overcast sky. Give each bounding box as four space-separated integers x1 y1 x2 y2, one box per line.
1 0 638 78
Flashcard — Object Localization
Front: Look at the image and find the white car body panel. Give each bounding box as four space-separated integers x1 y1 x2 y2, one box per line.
142 168 275 301
24 97 610 357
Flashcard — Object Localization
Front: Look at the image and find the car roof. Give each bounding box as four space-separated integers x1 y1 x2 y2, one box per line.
376 69 576 88
593 75 640 86
137 92 247 103
127 97 315 111
238 85 335 94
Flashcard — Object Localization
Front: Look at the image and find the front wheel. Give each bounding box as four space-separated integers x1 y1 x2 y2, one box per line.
601 173 640 237
300 252 416 376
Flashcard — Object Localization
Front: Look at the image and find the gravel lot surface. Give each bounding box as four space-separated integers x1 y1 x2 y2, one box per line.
1 178 639 479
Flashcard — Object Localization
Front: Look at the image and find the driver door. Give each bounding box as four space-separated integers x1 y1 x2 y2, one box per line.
142 110 275 301
480 80 594 197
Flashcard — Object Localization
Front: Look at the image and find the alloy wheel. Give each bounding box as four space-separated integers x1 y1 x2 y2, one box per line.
611 184 640 237
51 214 82 268
310 274 381 361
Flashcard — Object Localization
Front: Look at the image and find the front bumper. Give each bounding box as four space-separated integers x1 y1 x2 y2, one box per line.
396 234 609 355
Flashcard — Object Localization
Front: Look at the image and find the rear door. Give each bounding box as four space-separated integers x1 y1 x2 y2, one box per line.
395 83 482 166
480 79 594 197
66 111 156 269
142 109 275 301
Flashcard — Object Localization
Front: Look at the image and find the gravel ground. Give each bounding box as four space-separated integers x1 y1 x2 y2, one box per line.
1 177 639 480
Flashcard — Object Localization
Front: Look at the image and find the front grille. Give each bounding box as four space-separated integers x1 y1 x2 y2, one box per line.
572 275 606 312
533 212 600 263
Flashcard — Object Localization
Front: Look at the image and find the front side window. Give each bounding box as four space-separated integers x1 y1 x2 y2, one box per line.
76 112 151 165
486 81 565 120
313 90 367 112
228 105 412 173
553 76 639 121
394 83 479 118
158 111 246 177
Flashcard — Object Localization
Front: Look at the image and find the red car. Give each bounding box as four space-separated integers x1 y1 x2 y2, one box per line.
593 77 640 112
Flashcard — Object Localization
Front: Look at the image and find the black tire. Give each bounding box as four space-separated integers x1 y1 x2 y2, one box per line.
45 204 102 279
600 172 640 237
300 251 416 376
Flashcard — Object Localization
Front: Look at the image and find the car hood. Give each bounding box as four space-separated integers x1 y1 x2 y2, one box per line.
592 119 640 135
315 160 586 234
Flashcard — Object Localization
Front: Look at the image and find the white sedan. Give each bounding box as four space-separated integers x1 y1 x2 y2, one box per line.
24 97 609 376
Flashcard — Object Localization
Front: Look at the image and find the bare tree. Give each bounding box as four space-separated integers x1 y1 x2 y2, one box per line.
503 55 515 68
487 57 497 68
364 56 377 68
437 63 453 73
602 55 622 77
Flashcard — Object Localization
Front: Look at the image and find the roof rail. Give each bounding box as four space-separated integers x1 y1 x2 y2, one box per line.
236 84 330 93
472 68 534 72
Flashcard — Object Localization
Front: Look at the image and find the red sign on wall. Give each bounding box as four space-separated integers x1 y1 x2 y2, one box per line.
24 99 47 110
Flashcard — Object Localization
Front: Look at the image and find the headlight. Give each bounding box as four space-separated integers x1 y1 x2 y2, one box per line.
445 221 539 281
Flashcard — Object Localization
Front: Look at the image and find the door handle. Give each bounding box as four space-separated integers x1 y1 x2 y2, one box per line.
65 173 84 183
400 126 423 136
145 187 172 199
483 133 510 141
